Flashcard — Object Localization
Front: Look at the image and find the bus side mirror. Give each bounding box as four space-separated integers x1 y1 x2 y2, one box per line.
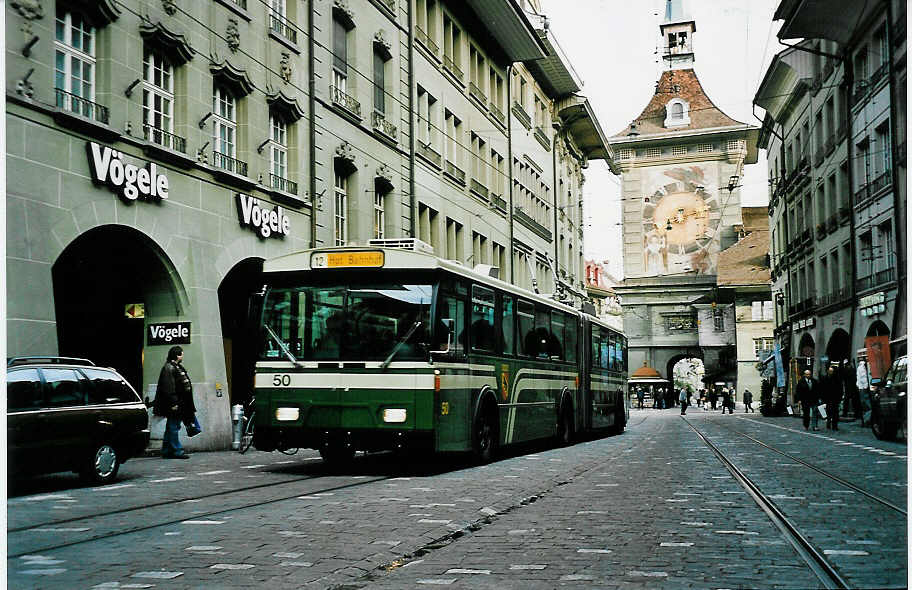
430 318 455 357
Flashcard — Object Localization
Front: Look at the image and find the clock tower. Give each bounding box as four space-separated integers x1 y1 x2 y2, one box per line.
607 0 759 385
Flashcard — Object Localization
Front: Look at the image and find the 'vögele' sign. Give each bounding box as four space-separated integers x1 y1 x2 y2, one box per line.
148 322 191 345
87 142 169 203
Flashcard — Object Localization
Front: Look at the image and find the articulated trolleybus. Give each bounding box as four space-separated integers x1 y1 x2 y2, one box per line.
252 239 627 463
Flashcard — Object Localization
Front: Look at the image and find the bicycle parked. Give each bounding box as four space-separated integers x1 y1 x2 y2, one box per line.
239 397 298 455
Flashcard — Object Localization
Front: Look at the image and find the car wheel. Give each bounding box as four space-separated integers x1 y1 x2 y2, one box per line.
82 443 120 485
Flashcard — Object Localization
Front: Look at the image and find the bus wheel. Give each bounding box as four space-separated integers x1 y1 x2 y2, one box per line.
611 408 626 435
472 405 498 464
557 403 574 446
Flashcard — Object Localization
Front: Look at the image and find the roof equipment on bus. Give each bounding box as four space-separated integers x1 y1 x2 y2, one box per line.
472 264 500 279
367 237 434 254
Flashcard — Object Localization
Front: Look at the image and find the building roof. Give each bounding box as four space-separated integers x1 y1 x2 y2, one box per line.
741 207 769 232
556 95 617 170
463 0 548 62
611 69 746 138
631 362 662 379
774 0 880 46
716 230 771 286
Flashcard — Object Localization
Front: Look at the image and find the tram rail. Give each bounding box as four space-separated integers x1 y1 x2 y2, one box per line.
683 416 852 590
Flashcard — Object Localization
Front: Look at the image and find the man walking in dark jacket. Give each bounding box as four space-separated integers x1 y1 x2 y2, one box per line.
153 346 195 459
796 369 820 431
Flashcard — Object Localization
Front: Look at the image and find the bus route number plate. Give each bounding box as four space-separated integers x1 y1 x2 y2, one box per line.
312 251 384 268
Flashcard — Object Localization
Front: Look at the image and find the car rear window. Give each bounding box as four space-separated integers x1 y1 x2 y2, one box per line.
7 369 43 412
83 368 142 404
41 368 86 408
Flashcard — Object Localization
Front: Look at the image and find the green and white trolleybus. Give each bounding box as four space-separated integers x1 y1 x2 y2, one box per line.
252 240 628 462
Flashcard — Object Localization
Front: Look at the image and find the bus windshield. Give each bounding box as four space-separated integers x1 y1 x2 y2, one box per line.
260 282 433 361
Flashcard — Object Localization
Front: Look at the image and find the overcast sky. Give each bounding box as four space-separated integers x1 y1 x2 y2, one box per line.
540 0 781 278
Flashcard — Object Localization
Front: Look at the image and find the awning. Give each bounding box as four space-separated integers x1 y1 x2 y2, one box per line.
524 29 582 97
556 95 617 171
463 0 547 62
775 0 879 45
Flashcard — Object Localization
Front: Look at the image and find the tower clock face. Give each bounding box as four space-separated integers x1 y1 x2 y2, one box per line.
640 169 721 275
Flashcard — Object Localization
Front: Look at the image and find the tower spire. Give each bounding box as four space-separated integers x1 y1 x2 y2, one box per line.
660 0 696 70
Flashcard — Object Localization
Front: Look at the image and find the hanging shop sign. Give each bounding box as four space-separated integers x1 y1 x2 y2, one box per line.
859 291 886 317
236 193 290 239
87 142 169 202
147 322 191 345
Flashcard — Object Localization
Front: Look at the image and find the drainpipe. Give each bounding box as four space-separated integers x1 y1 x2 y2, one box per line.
407 0 416 237
885 0 904 340
551 117 560 296
506 64 515 284
843 51 859 358
308 0 317 248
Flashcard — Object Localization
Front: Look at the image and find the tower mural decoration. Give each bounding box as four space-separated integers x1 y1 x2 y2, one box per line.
607 0 759 386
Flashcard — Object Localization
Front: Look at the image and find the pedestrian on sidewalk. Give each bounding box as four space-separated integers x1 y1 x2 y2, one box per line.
857 356 871 425
796 369 820 431
842 359 860 420
743 388 754 413
823 364 842 431
721 387 733 414
636 387 645 409
709 387 718 411
153 345 195 459
679 387 688 415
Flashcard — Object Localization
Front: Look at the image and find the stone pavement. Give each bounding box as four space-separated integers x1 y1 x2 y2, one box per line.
7 408 907 589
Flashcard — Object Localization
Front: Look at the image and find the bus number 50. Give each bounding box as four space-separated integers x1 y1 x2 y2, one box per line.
272 374 291 387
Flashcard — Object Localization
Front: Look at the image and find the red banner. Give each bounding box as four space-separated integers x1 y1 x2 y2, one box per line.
865 335 891 380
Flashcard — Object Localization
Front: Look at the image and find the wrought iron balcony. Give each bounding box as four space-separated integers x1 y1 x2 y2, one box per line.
854 182 869 203
143 124 186 153
269 12 297 44
444 159 466 185
514 206 551 240
491 193 507 211
870 62 888 85
534 126 551 150
869 170 892 194
330 85 361 117
856 274 876 292
371 111 397 140
489 102 505 126
470 178 489 199
213 151 248 176
55 88 109 124
817 287 852 309
443 55 463 80
417 141 441 167
377 0 396 14
269 173 297 195
415 26 438 56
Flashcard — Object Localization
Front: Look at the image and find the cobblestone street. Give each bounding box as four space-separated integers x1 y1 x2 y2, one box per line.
8 408 907 589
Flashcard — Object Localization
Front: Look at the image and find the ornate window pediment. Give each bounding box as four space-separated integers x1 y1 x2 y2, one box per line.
63 0 121 26
210 60 254 97
373 30 392 60
334 141 356 174
267 90 306 123
333 0 355 30
140 20 194 65
375 163 394 192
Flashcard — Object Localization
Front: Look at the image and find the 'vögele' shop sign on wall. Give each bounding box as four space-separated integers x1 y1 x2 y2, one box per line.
87 141 169 203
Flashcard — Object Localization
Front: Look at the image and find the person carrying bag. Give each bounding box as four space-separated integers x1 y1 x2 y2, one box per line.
153 346 198 458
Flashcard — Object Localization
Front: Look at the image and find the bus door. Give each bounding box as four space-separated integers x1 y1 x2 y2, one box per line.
433 282 471 452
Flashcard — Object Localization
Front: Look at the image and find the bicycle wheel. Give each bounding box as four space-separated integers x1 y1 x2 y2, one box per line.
239 412 255 454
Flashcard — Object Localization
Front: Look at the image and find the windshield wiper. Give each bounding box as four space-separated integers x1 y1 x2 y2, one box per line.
380 321 422 370
264 323 302 368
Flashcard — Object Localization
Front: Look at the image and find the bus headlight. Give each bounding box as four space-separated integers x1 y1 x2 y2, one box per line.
382 408 407 423
275 407 300 421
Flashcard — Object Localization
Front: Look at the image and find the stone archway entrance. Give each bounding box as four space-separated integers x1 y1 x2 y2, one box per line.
217 257 264 407
52 225 184 393
825 328 851 365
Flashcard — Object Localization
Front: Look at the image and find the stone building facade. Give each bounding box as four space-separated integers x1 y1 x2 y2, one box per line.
6 0 612 448
608 0 758 384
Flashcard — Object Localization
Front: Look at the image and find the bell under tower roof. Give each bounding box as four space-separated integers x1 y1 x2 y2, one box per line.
661 0 696 70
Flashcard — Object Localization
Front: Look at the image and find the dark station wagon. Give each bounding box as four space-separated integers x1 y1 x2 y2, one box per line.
7 357 150 484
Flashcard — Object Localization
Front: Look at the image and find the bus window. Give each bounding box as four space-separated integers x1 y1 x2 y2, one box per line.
471 285 496 352
590 325 599 369
621 339 628 372
600 328 611 369
501 295 515 355
564 315 577 364
310 288 345 360
517 300 536 357
608 332 617 371
550 312 565 361
435 291 466 357
535 306 551 359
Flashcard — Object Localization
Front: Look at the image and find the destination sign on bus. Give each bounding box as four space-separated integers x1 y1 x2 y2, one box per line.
311 251 384 268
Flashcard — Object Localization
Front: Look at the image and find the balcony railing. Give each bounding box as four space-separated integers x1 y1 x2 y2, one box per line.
416 141 441 167
269 173 297 195
869 170 892 194
534 126 551 150
836 123 847 141
55 88 109 124
514 206 551 240
824 135 836 156
225 0 247 9
444 159 466 185
415 26 438 56
512 101 531 129
470 178 489 199
443 55 463 80
854 182 869 203
839 206 850 222
817 287 852 309
802 297 815 312
826 214 838 232
213 151 248 176
875 267 896 287
143 124 186 153
377 0 396 14
330 85 361 117
870 62 888 85
371 111 397 140
489 102 505 126
269 12 297 44
469 81 485 104
491 193 507 211
856 274 876 292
